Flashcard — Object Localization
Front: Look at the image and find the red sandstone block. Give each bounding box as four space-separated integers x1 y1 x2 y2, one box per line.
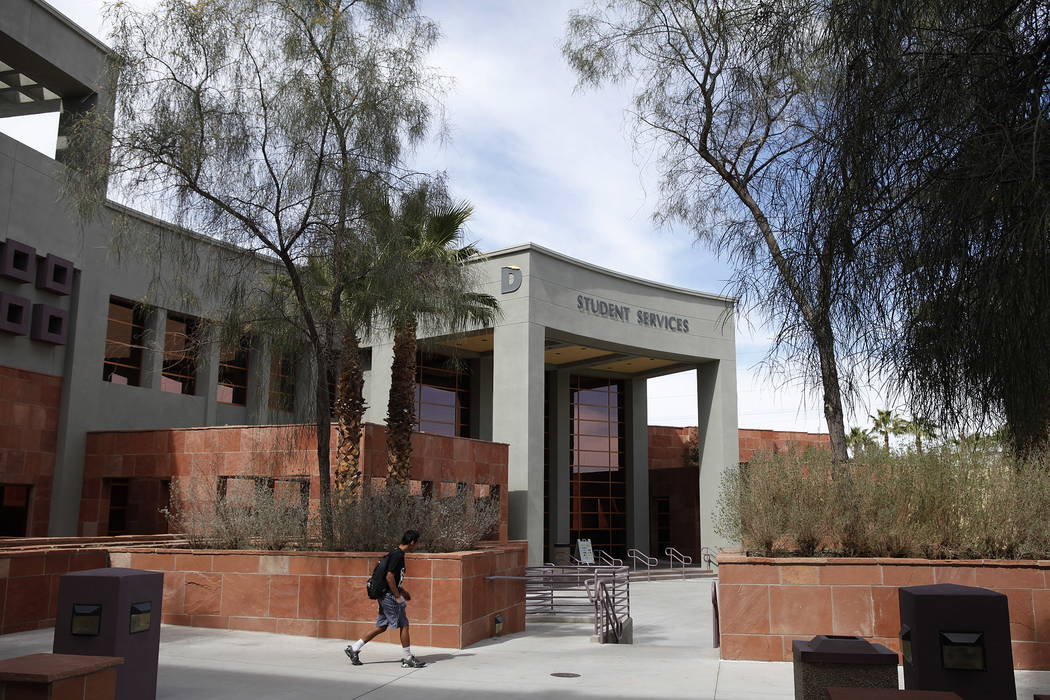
431 579 463 625
430 624 461 649
780 565 820 585
49 675 85 700
317 620 347 639
1012 640 1050 670
288 557 326 576
432 560 462 579
882 566 934 587
185 573 222 616
720 634 781 661
298 576 338 620
327 557 370 577
221 574 270 618
989 587 1036 642
821 564 881 585
276 618 318 637
407 578 432 624
976 566 1044 589
9 555 45 578
832 586 874 636
175 553 212 572
42 552 70 575
211 554 260 574
872 587 900 638
189 615 229 630
932 565 978 586
336 577 375 622
163 571 186 615
268 575 299 618
229 616 278 634
770 585 833 635
719 585 770 634
1035 589 1050 643
131 553 174 572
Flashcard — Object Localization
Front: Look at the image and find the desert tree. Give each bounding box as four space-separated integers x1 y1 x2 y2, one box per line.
563 0 879 462
64 0 445 542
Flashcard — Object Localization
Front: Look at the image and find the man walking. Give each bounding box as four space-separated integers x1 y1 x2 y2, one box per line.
345 530 426 669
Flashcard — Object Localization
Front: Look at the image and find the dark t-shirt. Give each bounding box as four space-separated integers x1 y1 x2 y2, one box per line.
383 547 406 594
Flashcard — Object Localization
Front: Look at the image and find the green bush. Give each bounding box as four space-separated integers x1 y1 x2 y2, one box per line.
164 480 501 553
715 447 1050 559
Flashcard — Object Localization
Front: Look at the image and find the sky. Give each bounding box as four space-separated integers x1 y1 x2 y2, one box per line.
1 0 900 433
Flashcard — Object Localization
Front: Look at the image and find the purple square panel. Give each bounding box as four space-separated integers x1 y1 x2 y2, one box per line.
0 239 36 283
36 254 75 295
0 292 31 335
30 303 68 345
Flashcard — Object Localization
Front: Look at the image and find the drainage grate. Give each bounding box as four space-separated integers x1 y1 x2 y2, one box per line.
550 673 581 678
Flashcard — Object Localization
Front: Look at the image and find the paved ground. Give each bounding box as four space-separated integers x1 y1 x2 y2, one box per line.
1 579 1047 699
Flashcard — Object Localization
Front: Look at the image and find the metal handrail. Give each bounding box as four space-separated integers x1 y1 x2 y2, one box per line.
701 546 718 570
627 548 657 581
487 564 628 620
664 546 693 580
595 549 623 567
584 566 630 643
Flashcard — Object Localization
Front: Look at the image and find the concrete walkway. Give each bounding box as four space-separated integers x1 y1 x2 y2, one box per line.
1 579 1047 699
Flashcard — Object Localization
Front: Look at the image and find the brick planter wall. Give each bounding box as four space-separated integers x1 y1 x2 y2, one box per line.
0 548 108 634
718 554 1050 670
109 541 527 649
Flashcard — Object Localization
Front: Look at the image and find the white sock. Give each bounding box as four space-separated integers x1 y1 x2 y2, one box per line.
402 646 412 659
351 639 364 652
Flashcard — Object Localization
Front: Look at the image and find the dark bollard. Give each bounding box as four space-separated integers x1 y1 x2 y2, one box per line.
899 584 1015 700
52 568 164 700
793 635 899 700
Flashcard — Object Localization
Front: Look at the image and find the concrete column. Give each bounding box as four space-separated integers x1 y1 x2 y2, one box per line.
552 370 571 549
362 341 394 426
625 376 649 552
48 270 85 535
245 340 271 424
697 359 739 551
476 355 493 441
492 322 545 564
199 327 219 425
142 308 166 390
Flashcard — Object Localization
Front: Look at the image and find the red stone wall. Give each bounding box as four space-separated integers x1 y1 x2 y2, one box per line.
648 426 697 470
718 554 1050 670
738 428 831 462
0 548 108 634
81 423 509 540
109 542 527 648
0 366 62 537
647 425 832 470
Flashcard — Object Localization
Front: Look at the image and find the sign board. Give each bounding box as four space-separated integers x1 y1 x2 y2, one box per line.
576 539 594 565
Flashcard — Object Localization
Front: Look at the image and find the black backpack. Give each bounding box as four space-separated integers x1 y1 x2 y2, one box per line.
366 551 392 600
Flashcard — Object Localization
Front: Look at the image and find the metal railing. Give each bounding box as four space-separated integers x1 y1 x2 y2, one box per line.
585 566 630 644
487 564 626 618
595 549 623 567
627 548 657 580
664 546 693 580
701 546 718 571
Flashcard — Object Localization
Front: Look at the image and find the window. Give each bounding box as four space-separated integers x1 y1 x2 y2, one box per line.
0 484 31 537
161 313 198 395
414 351 472 438
103 298 147 386
269 356 295 412
569 376 626 557
217 338 250 405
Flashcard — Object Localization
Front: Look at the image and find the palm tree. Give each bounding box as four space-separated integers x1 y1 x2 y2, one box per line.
379 188 500 484
846 426 877 458
869 409 907 451
905 416 938 453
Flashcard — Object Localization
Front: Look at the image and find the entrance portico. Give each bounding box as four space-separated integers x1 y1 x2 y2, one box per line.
363 243 737 565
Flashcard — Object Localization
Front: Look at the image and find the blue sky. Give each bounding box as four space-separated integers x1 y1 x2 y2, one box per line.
2 0 890 433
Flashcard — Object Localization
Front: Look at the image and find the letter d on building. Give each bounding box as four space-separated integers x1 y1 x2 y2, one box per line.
501 266 522 294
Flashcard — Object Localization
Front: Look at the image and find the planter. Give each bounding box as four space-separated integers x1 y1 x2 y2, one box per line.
109 541 527 649
717 554 1050 670
0 548 108 634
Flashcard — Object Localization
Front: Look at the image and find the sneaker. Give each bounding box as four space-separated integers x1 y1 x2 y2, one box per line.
345 646 362 666
401 656 426 669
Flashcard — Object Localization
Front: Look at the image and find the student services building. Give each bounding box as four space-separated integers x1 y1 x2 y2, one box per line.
0 0 743 565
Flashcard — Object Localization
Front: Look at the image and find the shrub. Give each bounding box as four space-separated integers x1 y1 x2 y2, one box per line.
715 447 1050 559
164 478 501 553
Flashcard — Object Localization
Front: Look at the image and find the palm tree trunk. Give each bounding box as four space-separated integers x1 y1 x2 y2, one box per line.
386 320 417 484
335 330 366 496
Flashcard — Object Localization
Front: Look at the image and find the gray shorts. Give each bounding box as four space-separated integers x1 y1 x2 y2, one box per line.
376 593 409 629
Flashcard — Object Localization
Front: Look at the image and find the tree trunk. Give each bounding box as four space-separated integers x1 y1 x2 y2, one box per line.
313 345 334 546
814 321 849 463
335 330 366 496
386 320 417 484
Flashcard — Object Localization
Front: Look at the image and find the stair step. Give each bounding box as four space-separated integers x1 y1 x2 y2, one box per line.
629 568 716 581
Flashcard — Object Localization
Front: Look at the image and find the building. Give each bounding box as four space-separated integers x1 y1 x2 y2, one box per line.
0 0 755 564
